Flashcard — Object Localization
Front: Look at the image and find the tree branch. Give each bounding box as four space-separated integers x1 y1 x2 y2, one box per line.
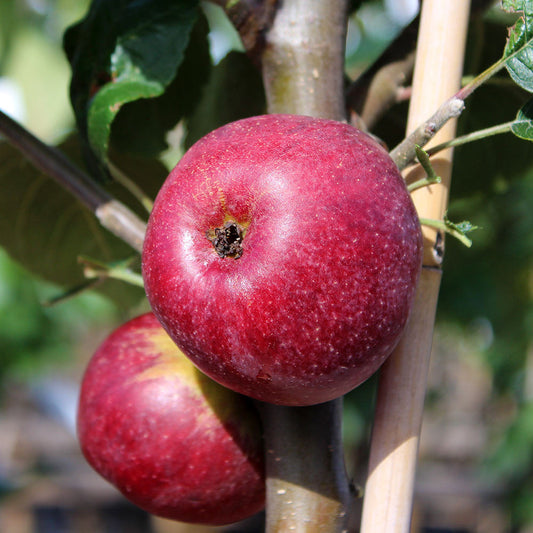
390 96 465 170
257 401 355 533
358 52 415 131
0 110 146 253
390 23 516 172
346 16 419 122
261 0 348 120
206 0 279 62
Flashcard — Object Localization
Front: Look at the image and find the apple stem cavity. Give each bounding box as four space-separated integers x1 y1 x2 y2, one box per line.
206 220 244 259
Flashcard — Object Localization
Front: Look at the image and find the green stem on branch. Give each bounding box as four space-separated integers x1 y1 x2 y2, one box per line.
455 55 508 101
407 175 441 193
257 1 353 532
0 110 146 252
425 121 513 156
419 217 475 248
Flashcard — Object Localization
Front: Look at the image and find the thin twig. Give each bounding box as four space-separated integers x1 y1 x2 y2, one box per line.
107 160 154 214
346 16 419 118
359 52 416 130
0 110 146 252
390 96 465 170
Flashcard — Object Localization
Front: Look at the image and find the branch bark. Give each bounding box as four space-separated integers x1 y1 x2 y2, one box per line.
261 0 348 120
0 110 146 253
258 1 352 532
257 401 353 533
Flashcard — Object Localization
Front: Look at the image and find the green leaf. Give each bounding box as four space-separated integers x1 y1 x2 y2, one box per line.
503 0 533 92
185 51 266 149
110 14 212 158
419 215 479 248
444 215 479 237
57 134 169 213
64 0 200 163
0 139 145 309
511 96 533 139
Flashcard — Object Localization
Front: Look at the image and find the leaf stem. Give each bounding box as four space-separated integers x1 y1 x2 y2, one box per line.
426 121 513 156
107 160 154 213
79 256 145 287
407 175 441 193
419 217 473 248
455 55 507 101
0 110 146 252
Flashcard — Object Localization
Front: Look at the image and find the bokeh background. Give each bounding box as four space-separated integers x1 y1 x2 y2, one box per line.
1 1 533 531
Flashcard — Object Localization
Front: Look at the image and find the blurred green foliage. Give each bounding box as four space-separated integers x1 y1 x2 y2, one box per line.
0 247 118 384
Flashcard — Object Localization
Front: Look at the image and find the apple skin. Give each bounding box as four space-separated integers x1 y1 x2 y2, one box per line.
142 114 422 406
77 313 265 525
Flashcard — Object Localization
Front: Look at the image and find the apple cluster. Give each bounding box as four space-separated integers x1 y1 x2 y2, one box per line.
77 114 422 524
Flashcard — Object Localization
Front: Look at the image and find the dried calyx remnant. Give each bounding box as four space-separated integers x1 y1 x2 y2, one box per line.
206 221 244 258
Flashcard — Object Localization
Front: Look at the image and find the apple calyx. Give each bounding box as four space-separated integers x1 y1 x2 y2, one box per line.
206 220 245 258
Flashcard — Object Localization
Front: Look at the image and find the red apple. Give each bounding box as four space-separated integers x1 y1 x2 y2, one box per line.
142 114 422 406
77 313 265 525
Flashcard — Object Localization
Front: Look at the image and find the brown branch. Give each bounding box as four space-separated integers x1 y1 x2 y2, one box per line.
359 52 415 130
206 0 279 61
0 110 146 252
346 16 419 119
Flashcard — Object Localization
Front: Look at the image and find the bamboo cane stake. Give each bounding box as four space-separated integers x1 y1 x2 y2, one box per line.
360 2 471 531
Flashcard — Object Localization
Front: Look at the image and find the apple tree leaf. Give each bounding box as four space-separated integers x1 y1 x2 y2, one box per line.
511 96 533 139
503 0 533 92
64 0 200 165
109 15 211 158
184 51 266 149
0 139 147 309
